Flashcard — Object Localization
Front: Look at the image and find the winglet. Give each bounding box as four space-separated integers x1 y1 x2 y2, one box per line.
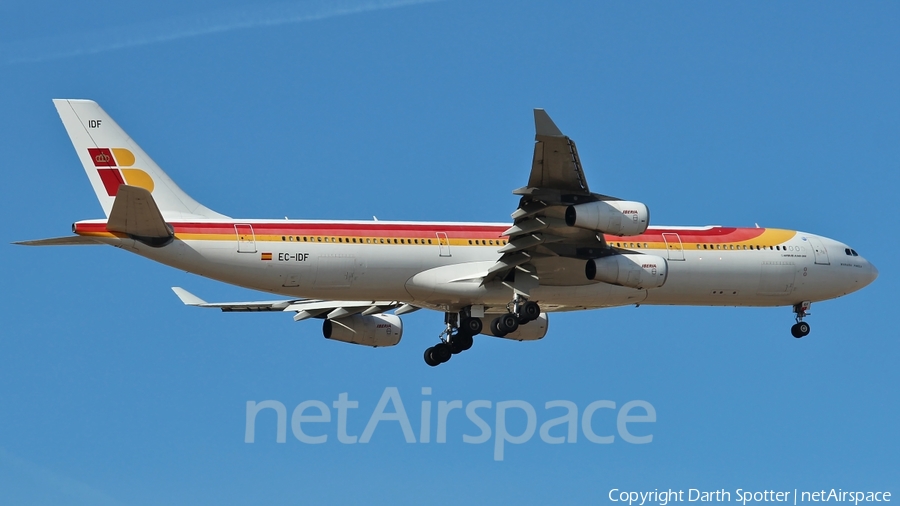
172 287 207 306
534 109 563 137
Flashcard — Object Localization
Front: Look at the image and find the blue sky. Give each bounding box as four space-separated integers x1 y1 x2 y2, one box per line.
1 1 898 504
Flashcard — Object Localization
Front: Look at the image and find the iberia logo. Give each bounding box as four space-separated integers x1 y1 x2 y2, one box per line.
87 148 154 196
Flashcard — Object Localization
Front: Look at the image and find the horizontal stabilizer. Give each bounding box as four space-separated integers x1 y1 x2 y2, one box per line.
14 236 103 246
107 185 173 245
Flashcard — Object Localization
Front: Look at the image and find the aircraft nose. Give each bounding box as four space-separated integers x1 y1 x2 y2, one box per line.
865 262 879 286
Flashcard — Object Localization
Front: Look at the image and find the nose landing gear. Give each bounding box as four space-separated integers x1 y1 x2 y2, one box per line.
791 301 811 338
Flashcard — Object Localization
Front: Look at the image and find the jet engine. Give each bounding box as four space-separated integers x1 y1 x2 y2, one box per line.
565 200 649 236
586 254 668 289
323 314 403 347
479 313 549 341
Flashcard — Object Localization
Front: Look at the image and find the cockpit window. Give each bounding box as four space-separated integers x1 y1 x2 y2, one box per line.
846 248 859 257
851 249 859 256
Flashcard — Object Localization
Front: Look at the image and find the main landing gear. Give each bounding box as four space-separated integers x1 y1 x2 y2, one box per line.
491 299 541 338
424 311 482 367
791 301 812 338
423 299 543 366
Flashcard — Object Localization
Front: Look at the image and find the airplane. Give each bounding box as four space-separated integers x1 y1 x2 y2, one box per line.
17 99 878 367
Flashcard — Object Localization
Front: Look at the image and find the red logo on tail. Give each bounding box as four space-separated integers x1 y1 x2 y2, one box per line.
88 148 116 167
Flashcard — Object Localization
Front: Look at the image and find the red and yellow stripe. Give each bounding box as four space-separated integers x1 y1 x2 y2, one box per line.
73 222 797 250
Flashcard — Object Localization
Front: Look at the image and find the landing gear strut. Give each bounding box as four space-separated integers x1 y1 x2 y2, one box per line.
791 301 811 338
424 310 481 367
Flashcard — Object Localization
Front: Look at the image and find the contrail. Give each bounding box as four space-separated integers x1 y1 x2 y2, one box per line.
1 0 445 65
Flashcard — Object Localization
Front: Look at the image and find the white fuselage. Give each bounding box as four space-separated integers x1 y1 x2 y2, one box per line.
74 219 878 314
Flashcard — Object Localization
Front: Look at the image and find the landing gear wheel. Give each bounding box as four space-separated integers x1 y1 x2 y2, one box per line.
518 301 541 323
491 317 505 337
791 322 810 338
424 347 440 366
452 332 473 352
460 317 483 336
498 313 519 334
449 338 463 355
432 342 452 363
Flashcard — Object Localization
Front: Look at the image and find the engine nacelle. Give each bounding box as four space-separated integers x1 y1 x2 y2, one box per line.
479 313 549 341
565 200 649 236
586 254 668 289
323 314 403 347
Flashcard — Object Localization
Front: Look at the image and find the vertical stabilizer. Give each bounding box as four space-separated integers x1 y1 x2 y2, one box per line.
53 99 228 220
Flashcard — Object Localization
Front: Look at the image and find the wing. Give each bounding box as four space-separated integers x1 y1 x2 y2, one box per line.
171 287 418 321
527 109 591 194
483 110 616 289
